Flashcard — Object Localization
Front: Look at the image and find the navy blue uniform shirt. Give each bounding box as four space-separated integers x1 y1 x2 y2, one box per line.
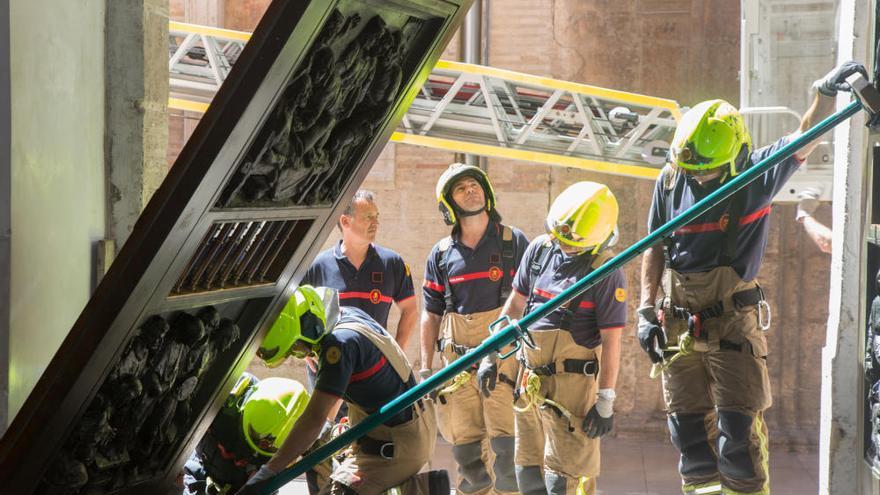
315 307 414 426
648 136 803 281
513 235 627 349
423 221 529 315
303 241 415 329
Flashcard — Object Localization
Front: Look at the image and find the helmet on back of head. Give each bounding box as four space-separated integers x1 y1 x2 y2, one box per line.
241 377 309 457
435 163 499 226
546 181 619 255
257 285 340 367
669 99 752 177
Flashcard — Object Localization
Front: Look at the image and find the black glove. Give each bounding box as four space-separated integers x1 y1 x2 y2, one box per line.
582 404 613 439
477 358 498 398
637 306 666 364
235 479 271 495
813 61 869 97
235 465 276 495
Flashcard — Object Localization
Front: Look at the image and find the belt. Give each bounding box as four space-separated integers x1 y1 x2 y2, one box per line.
436 337 473 357
526 358 599 377
358 436 395 459
661 286 767 338
355 398 425 453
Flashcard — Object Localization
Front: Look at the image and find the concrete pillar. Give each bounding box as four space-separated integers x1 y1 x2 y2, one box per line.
0 1 9 434
820 0 874 492
105 0 169 251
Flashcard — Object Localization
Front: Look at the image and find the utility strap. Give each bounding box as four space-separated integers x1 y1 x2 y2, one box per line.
527 358 599 377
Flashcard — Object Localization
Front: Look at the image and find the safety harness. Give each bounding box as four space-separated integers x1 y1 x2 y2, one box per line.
434 224 517 402
523 237 613 332
651 165 771 378
437 223 517 312
660 164 749 270
513 238 607 431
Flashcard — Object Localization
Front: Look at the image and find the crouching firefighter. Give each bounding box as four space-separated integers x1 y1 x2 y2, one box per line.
236 285 449 495
480 182 626 495
420 163 530 495
637 61 867 495
183 372 309 495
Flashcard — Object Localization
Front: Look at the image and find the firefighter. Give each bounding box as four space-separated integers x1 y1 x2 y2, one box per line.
301 189 417 491
480 182 626 495
183 372 309 495
237 285 448 495
420 163 530 495
637 61 867 495
303 189 417 347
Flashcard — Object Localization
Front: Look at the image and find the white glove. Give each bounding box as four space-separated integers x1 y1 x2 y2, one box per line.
796 187 822 221
595 388 616 418
418 368 433 381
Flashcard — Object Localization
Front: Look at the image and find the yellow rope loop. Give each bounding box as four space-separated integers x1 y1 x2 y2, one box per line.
513 371 578 430
513 372 543 413
649 333 695 380
437 370 474 397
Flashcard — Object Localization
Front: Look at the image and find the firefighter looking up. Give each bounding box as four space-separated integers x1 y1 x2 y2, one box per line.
637 61 868 495
420 163 529 495
237 285 448 495
480 182 626 495
183 372 308 495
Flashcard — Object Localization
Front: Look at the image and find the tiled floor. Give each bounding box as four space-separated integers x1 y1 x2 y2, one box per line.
279 436 819 494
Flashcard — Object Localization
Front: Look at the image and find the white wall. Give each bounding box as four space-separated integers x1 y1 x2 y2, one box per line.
7 0 106 421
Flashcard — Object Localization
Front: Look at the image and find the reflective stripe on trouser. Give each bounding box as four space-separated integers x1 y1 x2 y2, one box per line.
660 267 771 495
326 401 438 495
516 328 600 495
435 308 517 494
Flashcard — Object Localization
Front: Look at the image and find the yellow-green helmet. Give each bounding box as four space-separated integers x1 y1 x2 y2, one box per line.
669 99 752 177
241 377 309 457
435 163 499 226
546 181 619 254
257 285 340 367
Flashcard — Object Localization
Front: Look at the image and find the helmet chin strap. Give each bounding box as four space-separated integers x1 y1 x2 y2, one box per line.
449 197 487 219
457 207 485 218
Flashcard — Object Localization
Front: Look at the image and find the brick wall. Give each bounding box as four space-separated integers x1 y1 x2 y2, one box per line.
168 0 829 448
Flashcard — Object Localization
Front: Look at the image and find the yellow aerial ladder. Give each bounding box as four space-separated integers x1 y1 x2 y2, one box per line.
169 21 830 197
169 21 680 180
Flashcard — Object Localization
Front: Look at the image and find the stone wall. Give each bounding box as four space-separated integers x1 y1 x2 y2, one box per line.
168 0 831 448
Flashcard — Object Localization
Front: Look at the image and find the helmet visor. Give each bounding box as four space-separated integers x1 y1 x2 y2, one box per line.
670 142 714 169
549 220 588 246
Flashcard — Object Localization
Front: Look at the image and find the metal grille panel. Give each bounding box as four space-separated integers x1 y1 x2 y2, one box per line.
172 219 313 295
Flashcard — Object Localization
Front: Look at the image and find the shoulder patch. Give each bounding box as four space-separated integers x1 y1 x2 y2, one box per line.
614 288 626 303
405 263 410 277
324 346 342 365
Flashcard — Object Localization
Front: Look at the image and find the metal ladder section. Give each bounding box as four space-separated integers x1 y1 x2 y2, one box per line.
169 21 249 112
169 21 831 199
169 21 681 180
